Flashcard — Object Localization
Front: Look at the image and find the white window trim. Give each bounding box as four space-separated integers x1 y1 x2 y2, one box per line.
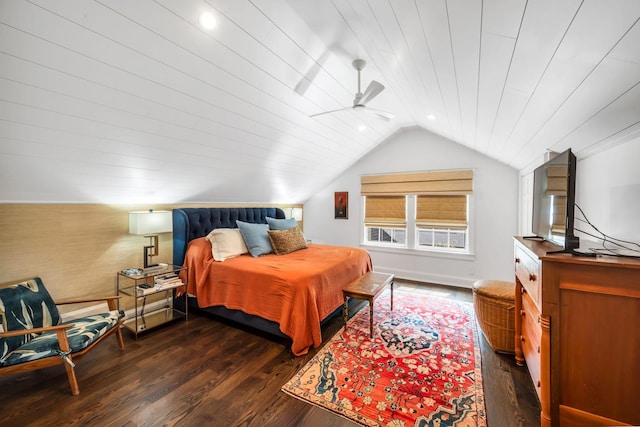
360 243 476 261
406 195 417 248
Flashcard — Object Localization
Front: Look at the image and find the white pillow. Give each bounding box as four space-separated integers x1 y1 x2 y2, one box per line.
206 228 248 261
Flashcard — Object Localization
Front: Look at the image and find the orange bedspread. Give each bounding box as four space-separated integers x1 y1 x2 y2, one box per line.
182 237 372 356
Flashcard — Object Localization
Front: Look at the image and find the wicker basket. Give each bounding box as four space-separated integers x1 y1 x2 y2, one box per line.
473 280 515 354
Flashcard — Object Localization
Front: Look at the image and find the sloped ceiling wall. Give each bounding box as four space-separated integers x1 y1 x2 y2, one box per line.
1 0 639 203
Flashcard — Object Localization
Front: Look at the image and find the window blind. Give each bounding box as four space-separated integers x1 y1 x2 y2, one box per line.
360 169 473 196
364 196 406 228
551 196 567 234
545 165 568 196
416 195 468 229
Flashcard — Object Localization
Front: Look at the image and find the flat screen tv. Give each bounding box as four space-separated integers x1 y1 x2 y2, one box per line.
531 148 579 251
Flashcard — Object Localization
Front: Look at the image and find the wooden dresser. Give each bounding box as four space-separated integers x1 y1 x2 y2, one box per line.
514 237 640 427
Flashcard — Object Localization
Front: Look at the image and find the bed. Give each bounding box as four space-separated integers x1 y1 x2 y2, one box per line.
172 207 372 356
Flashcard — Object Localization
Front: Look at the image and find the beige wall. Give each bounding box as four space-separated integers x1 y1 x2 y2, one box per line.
0 203 301 313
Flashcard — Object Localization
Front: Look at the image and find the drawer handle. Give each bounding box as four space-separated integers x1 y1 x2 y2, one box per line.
520 336 525 342
537 315 541 324
515 257 521 263
520 310 525 316
537 345 540 353
529 273 537 282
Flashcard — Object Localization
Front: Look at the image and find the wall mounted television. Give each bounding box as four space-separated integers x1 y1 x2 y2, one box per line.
531 148 579 251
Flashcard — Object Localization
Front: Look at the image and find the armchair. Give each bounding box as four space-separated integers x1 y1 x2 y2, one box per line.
0 277 125 395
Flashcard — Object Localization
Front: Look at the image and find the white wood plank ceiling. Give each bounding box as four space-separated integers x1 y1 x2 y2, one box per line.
1 0 639 203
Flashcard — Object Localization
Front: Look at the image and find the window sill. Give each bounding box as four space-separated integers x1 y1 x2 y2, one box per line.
360 244 475 261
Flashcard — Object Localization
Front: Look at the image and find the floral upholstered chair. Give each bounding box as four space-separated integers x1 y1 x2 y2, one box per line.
0 277 125 395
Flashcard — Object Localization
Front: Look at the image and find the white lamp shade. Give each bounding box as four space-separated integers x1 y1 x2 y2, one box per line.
129 210 172 235
291 208 303 221
283 207 303 221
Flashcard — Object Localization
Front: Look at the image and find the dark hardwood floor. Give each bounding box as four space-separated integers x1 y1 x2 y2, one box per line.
0 281 540 426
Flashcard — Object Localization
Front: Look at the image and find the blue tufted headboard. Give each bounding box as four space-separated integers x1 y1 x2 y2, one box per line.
172 207 285 267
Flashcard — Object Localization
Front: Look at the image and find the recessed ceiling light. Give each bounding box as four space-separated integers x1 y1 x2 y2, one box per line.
198 11 216 30
358 124 367 132
427 114 436 121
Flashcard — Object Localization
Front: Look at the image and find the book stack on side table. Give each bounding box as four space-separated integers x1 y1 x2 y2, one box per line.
154 273 184 291
134 273 184 296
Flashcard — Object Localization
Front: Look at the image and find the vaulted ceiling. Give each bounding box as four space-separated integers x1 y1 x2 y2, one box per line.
1 0 639 203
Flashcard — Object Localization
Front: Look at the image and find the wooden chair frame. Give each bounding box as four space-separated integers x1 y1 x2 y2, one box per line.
0 296 125 395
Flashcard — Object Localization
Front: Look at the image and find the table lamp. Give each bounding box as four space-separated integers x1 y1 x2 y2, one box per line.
128 210 172 268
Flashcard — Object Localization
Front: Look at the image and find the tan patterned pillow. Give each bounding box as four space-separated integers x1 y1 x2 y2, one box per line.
267 227 308 255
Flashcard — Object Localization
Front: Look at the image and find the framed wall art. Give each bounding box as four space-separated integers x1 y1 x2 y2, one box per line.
334 191 348 219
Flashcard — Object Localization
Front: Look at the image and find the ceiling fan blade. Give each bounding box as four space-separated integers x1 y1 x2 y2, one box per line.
309 106 352 118
363 107 394 122
359 80 385 105
294 51 330 96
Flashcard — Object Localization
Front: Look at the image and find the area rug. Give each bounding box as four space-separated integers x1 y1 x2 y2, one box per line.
281 290 486 427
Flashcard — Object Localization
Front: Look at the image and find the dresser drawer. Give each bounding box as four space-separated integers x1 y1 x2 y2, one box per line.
515 244 540 308
521 290 541 400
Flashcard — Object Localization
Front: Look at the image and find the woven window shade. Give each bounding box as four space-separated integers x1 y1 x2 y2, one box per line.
545 165 568 196
416 195 468 229
364 196 406 228
551 195 567 234
361 170 473 196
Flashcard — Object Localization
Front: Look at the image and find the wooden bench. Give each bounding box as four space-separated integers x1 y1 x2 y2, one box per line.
342 271 395 337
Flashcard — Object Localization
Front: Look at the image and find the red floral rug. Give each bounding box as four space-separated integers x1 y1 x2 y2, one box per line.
281 290 486 426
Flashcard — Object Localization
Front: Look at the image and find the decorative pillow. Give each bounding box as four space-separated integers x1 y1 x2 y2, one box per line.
266 216 298 230
206 228 248 261
267 227 308 255
0 277 61 361
236 220 273 257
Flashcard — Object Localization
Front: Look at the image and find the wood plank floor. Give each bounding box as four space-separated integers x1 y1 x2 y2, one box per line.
0 280 540 426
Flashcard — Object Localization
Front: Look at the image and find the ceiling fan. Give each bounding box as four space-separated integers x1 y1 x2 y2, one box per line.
310 59 394 122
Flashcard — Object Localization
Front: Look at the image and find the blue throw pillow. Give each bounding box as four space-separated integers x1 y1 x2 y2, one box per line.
236 220 273 257
266 216 298 230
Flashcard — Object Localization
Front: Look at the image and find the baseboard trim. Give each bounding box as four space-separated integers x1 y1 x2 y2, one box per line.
60 299 170 323
372 266 476 289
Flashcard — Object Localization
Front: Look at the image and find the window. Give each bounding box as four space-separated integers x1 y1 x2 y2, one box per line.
416 195 468 250
361 170 473 253
367 227 406 244
417 227 466 249
363 196 406 246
